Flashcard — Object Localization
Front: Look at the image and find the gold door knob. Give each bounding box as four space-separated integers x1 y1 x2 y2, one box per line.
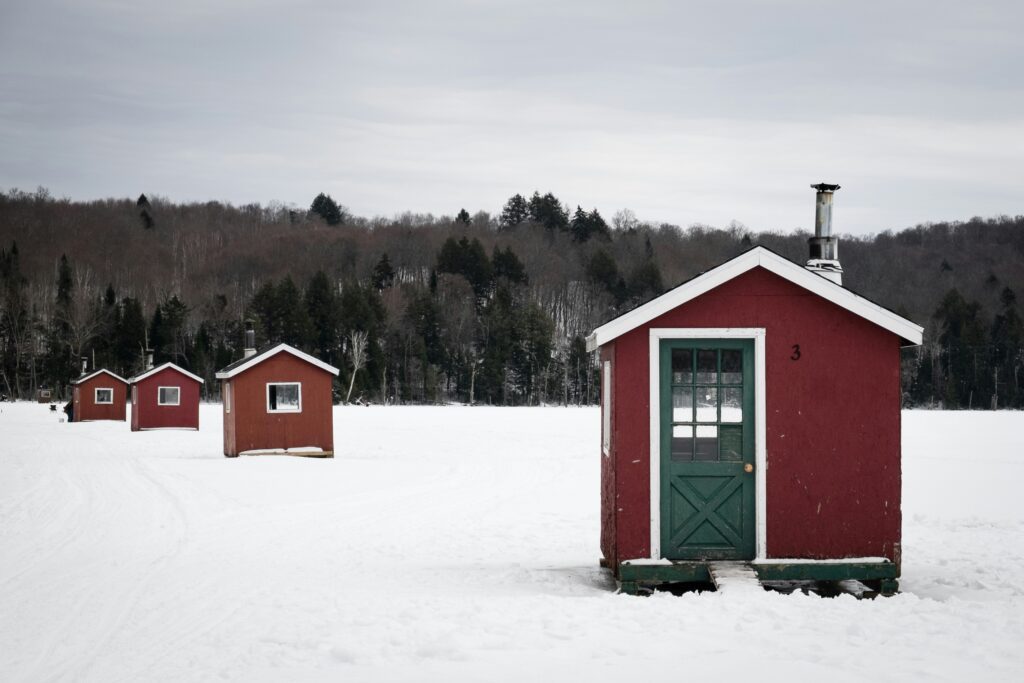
744 463 754 473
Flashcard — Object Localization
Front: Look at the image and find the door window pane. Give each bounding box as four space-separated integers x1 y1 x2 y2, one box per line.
694 426 718 461
696 349 717 383
721 387 743 423
671 348 693 384
720 425 743 461
721 349 743 384
671 425 693 461
672 387 693 422
696 387 717 422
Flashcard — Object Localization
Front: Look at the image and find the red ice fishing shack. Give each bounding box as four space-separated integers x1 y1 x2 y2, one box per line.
591 185 924 594
215 327 339 458
130 361 204 431
71 368 129 422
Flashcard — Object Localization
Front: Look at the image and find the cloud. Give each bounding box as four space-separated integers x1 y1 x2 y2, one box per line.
0 1 1022 233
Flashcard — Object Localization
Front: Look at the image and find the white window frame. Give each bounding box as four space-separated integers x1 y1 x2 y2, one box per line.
602 360 612 455
157 386 181 406
94 387 114 404
224 383 231 414
266 382 302 413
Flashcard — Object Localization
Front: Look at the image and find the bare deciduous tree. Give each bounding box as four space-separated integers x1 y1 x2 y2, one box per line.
345 329 368 403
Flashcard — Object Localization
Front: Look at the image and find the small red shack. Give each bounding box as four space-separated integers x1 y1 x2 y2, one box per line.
130 362 204 431
591 185 923 594
71 369 129 422
215 341 339 458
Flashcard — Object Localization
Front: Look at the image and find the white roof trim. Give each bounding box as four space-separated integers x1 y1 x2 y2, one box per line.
586 247 924 351
71 368 129 385
131 362 205 385
215 343 340 379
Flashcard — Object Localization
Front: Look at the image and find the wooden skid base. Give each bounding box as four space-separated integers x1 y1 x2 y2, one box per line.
225 451 334 459
617 560 899 596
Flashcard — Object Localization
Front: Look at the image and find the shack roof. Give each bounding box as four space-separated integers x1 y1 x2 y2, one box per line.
587 246 924 351
131 362 205 385
215 342 340 380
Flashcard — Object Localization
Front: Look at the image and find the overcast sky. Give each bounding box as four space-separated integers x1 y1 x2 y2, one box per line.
1 0 1022 234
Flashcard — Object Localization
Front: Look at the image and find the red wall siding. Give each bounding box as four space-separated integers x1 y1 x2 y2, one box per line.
606 267 902 562
131 367 201 431
73 375 127 422
223 354 334 457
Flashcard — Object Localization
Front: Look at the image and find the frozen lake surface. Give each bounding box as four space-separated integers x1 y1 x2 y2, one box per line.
1 403 1022 682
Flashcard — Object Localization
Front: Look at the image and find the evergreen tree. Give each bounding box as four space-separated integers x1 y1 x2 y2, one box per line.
528 191 569 232
46 254 75 387
305 271 339 362
492 246 528 285
627 259 664 303
587 208 610 241
0 242 30 397
249 281 279 344
990 287 1024 408
309 192 344 225
933 288 988 406
276 276 313 349
372 254 395 290
499 193 529 230
456 208 471 225
436 237 493 300
115 297 146 375
570 206 591 242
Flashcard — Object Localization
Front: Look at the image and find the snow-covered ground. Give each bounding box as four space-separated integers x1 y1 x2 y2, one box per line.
1 403 1022 682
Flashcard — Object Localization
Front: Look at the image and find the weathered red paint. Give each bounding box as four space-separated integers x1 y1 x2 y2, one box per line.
131 366 201 431
72 373 128 422
221 353 334 457
601 266 902 566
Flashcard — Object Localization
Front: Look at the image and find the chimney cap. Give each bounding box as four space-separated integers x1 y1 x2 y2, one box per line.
811 183 841 192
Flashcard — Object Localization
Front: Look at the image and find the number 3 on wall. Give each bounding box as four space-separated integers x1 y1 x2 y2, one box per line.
791 344 801 361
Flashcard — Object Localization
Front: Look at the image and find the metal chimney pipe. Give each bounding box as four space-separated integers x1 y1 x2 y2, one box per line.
243 320 256 359
806 183 843 285
145 349 154 370
81 356 88 374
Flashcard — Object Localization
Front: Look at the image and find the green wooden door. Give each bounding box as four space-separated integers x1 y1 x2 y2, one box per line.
660 340 755 560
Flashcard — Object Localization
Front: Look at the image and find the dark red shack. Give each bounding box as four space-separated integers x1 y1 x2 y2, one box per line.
215 342 339 458
592 186 923 594
71 369 129 422
130 362 204 431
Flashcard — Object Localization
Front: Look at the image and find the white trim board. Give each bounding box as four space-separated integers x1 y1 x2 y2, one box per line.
588 247 923 352
132 362 205 385
648 328 767 561
215 343 340 379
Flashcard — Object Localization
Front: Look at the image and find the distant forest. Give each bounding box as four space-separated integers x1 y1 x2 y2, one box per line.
1 187 1022 408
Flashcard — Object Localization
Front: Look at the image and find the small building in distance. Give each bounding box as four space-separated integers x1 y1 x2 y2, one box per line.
591 184 924 595
71 369 129 422
130 362 204 431
215 333 339 458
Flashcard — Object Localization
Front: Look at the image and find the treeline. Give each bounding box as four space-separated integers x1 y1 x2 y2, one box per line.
1 187 1022 408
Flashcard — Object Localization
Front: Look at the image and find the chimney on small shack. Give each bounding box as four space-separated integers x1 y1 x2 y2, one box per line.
145 348 154 370
80 356 88 375
806 183 843 285
243 320 256 359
